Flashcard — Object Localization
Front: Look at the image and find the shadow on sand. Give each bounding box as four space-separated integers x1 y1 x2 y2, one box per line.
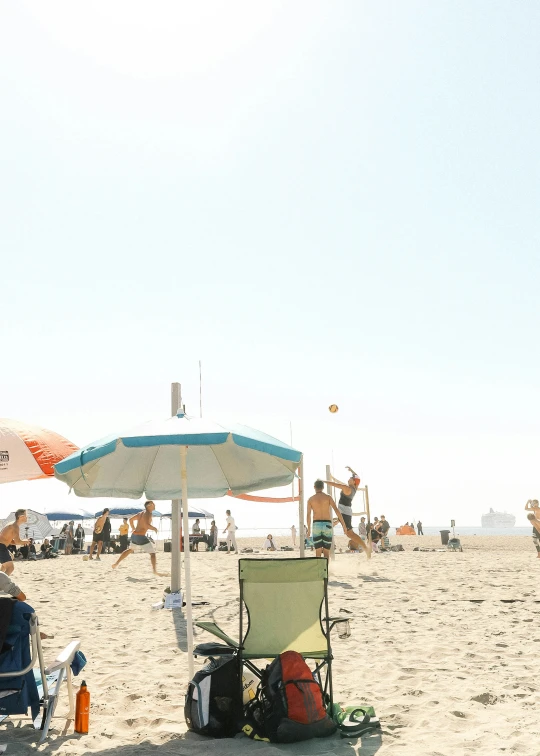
39 729 383 756
171 608 189 653
328 581 355 590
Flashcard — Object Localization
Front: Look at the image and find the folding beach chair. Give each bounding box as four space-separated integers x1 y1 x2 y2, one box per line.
194 558 348 708
0 598 81 744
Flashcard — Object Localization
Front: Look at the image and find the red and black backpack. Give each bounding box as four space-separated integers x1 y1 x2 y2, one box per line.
243 651 336 743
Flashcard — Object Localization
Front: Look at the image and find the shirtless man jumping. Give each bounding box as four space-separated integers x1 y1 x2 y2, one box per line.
0 509 29 575
306 480 349 558
112 501 166 576
322 467 369 556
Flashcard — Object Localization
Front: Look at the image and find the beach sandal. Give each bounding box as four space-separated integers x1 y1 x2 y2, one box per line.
330 704 380 738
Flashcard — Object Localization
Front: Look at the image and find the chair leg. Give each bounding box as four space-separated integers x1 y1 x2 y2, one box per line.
66 668 75 719
38 667 65 744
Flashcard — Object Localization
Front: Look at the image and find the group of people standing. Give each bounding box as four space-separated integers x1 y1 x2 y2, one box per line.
192 511 238 553
59 521 86 555
356 514 390 551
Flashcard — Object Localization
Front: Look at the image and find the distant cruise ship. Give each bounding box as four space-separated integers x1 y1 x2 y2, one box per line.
481 508 516 528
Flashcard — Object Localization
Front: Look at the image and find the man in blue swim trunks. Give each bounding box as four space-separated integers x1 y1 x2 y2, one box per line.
306 481 349 558
112 501 166 576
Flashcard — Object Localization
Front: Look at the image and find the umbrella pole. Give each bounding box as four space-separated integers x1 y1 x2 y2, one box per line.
171 499 181 592
298 457 305 558
180 445 194 680
171 382 183 593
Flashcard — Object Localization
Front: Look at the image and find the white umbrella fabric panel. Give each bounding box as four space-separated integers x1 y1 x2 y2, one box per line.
0 509 53 540
53 412 302 683
54 416 300 499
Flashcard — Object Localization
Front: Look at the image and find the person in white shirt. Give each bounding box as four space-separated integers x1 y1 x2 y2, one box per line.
223 510 237 554
290 525 297 547
264 534 277 551
0 571 26 600
192 519 201 535
358 517 367 540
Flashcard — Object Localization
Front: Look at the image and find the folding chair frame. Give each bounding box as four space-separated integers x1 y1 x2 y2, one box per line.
195 557 348 711
0 611 80 744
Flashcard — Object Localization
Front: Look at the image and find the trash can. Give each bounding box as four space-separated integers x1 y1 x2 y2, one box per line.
164 540 172 553
440 529 450 545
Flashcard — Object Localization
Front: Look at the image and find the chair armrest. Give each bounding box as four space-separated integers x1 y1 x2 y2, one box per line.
327 617 350 622
326 617 352 634
195 622 239 648
194 642 237 657
44 640 81 675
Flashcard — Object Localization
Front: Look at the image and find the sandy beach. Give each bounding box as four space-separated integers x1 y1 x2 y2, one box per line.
4 534 539 756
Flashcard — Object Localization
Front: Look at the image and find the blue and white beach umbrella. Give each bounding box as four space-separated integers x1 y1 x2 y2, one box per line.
54 413 301 499
54 411 302 678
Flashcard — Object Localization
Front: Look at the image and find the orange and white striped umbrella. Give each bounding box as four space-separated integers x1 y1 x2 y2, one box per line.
0 418 78 484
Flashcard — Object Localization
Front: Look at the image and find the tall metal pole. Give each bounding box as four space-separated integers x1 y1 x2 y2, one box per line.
199 361 202 418
171 383 182 592
298 457 305 558
181 445 194 679
326 464 336 561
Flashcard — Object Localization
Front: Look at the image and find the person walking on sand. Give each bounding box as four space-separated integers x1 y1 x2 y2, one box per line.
0 509 29 576
291 524 297 547
112 501 166 576
89 508 110 561
322 467 369 556
223 510 237 554
307 480 351 559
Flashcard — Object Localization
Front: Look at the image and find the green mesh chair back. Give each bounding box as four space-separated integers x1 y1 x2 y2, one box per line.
239 558 329 659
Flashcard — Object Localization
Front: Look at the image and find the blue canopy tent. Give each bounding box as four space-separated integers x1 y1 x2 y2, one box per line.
93 506 163 518
160 507 214 520
44 507 94 522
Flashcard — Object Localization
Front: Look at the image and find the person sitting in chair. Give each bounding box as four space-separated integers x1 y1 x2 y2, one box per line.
0 571 26 600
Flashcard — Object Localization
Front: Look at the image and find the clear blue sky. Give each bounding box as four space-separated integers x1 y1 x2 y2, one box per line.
2 1 539 528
